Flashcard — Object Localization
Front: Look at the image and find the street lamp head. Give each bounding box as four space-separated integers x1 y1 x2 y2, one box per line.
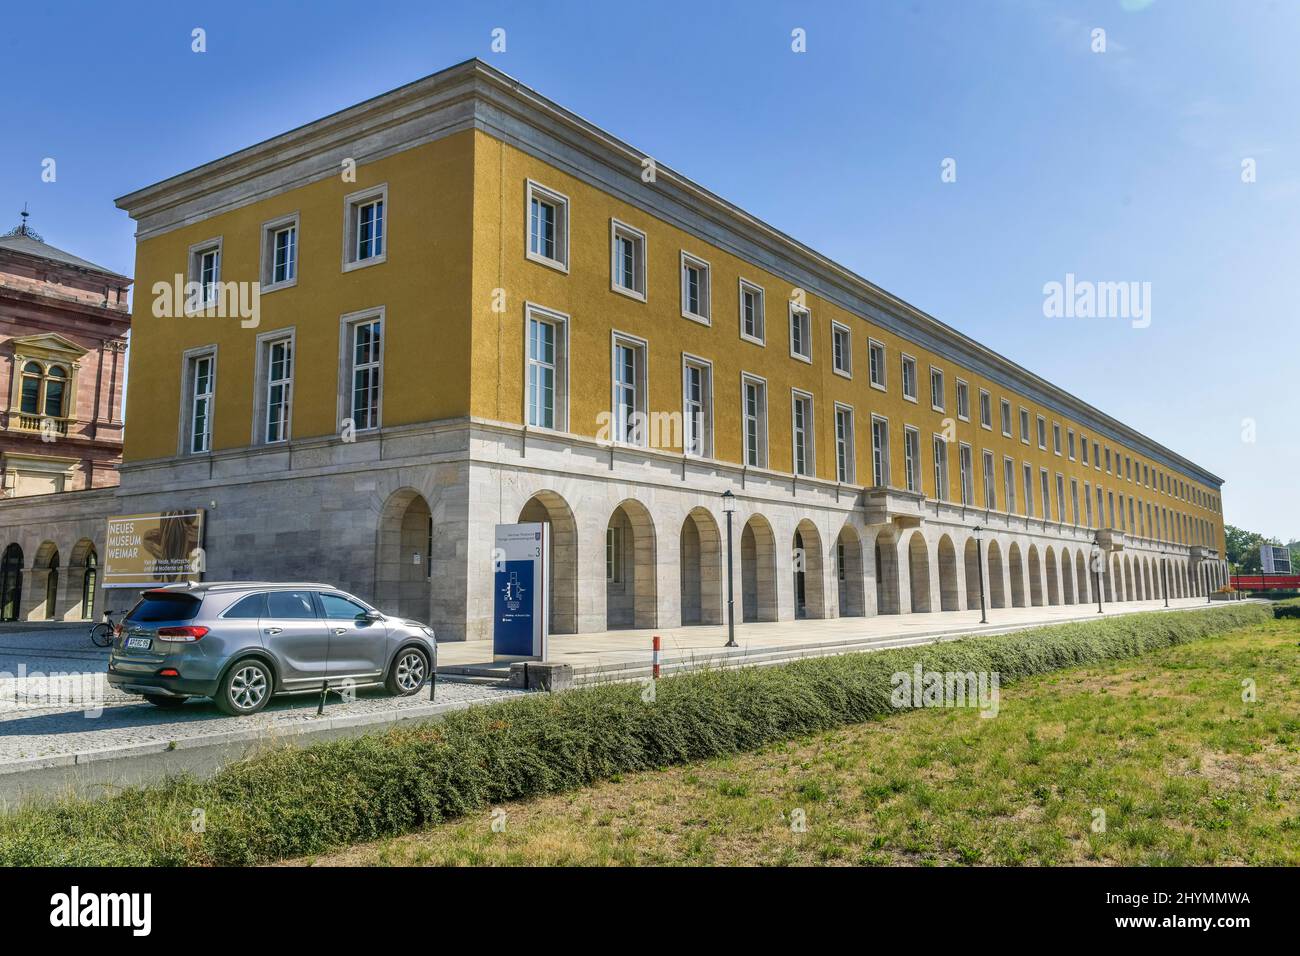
721 489 736 514
972 525 983 540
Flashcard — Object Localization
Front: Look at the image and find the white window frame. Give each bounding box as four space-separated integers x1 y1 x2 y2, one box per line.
680 251 711 324
979 388 992 430
1067 428 1076 461
179 345 217 456
610 331 649 447
524 302 569 432
260 213 299 292
929 366 945 413
830 321 852 377
741 372 769 469
1037 415 1048 451
982 448 996 510
788 301 812 363
525 180 569 273
956 379 970 422
342 184 388 272
610 219 646 301
901 354 918 402
252 327 295 445
1056 472 1066 524
1019 407 1031 444
959 442 974 506
1003 456 1017 514
932 434 949 502
1040 467 1051 520
186 237 222 312
903 425 921 494
1023 462 1035 517
868 339 887 391
871 415 891 489
338 307 384 432
834 402 855 484
681 353 714 458
738 279 766 345
790 389 815 476
1052 422 1062 456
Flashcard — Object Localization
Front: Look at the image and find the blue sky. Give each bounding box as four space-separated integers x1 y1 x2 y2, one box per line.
5 0 1297 539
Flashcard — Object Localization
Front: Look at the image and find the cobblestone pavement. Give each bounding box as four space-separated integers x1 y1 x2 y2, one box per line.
0 627 527 765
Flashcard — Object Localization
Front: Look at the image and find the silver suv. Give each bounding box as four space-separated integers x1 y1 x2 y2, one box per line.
106 582 436 715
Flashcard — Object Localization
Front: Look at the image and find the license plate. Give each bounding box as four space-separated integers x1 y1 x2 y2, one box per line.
126 636 152 650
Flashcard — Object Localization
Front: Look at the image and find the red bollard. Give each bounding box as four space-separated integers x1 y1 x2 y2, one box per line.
652 634 661 680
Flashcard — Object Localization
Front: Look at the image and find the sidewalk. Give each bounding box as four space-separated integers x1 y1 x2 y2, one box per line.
438 597 1232 681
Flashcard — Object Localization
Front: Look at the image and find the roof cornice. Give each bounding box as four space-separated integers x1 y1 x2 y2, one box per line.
113 58 1224 489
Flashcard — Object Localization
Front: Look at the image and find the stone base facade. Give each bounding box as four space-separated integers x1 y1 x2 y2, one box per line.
0 419 1231 637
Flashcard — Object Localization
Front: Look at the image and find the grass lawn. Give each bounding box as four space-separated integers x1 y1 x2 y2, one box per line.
296 615 1300 867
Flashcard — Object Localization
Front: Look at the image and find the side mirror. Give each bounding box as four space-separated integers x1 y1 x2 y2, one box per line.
362 609 384 622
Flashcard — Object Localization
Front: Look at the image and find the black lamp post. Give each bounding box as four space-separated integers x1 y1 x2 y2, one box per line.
1092 534 1104 614
721 490 737 648
973 525 988 624
1161 551 1170 608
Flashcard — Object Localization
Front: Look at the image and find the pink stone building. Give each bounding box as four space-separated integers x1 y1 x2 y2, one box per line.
0 213 130 498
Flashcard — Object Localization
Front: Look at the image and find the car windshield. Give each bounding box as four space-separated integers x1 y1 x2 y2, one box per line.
126 592 201 623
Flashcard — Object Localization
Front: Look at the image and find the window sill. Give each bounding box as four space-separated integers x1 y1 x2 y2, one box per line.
681 311 711 326
262 278 298 294
789 351 812 365
739 332 766 347
526 251 569 274
343 254 386 274
832 367 852 380
611 284 646 303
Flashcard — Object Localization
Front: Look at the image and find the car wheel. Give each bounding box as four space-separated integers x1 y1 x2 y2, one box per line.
143 694 187 708
386 647 429 697
216 658 274 715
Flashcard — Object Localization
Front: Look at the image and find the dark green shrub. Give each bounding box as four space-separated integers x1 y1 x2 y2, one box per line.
0 603 1274 866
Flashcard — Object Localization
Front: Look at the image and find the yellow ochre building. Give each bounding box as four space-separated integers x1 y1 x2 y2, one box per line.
1 59 1229 635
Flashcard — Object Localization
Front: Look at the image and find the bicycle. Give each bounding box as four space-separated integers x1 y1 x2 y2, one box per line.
89 611 117 648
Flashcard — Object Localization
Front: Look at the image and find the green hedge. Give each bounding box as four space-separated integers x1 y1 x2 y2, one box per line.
0 603 1272 866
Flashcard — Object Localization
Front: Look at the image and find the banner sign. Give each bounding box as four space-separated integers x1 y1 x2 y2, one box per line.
492 522 549 660
103 510 205 588
1260 545 1293 575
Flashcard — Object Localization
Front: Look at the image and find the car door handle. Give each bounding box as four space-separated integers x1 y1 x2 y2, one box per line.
264 627 282 635
332 627 348 635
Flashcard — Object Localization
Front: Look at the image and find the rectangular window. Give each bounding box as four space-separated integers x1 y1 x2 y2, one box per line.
188 239 222 308
955 380 970 421
789 303 812 361
261 214 299 290
979 389 992 429
903 426 920 493
1019 407 1031 443
1036 415 1047 450
1067 429 1076 460
1071 478 1080 525
1003 457 1016 513
932 436 949 502
834 404 855 484
526 180 568 270
344 314 383 430
1094 441 1101 470
959 443 973 505
1085 482 1093 527
262 335 293 444
872 417 891 488
739 280 765 344
901 355 918 401
1000 399 1012 437
184 350 215 454
606 527 622 583
680 252 712 323
1039 468 1051 520
1105 447 1112 473
982 449 996 509
831 322 851 376
1082 435 1090 465
1056 472 1066 522
343 185 388 270
1052 422 1062 456
611 333 648 445
1023 462 1034 517
930 367 945 412
791 391 814 476
526 305 568 431
868 340 887 390
742 374 768 468
610 220 646 299
682 357 713 457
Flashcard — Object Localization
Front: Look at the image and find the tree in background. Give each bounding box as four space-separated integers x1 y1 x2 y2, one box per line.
1225 525 1297 575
